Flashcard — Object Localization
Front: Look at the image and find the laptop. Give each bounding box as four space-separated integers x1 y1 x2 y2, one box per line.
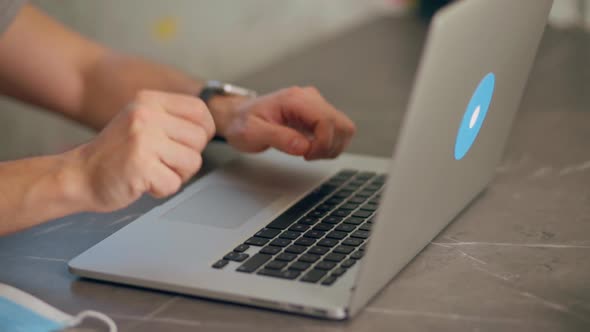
69 0 553 320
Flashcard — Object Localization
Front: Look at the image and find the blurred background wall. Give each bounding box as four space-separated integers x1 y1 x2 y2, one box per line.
0 0 587 160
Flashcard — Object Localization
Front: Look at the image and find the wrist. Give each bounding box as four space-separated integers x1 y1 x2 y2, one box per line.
54 147 95 213
207 94 251 138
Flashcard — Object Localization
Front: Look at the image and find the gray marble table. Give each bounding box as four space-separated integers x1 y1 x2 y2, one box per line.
1 16 589 332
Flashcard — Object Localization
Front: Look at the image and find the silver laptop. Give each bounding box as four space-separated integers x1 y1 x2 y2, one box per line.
69 0 553 320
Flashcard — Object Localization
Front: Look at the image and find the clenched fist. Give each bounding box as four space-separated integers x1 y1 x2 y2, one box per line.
72 90 215 212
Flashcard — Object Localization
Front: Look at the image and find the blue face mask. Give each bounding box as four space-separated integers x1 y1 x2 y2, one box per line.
0 283 117 332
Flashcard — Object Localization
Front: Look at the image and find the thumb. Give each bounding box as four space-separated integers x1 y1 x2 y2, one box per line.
254 120 311 156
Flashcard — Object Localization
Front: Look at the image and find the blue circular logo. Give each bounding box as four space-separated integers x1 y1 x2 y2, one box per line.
454 73 496 160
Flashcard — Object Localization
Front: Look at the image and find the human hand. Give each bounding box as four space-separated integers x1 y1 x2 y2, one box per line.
211 87 356 160
71 90 215 212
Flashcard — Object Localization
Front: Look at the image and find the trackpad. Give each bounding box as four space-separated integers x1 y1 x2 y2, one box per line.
163 185 280 229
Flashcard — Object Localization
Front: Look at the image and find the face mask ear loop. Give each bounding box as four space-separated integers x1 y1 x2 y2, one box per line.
68 310 117 332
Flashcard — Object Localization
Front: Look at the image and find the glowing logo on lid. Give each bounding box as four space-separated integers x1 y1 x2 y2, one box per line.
454 73 495 160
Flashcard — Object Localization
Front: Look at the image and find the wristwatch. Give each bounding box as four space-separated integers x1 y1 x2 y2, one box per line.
198 80 258 142
198 80 258 105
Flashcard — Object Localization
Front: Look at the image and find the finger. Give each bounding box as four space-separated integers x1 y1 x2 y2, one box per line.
154 111 209 152
329 125 353 158
146 160 183 199
154 137 203 182
249 117 312 156
305 120 335 160
328 134 344 159
138 90 216 140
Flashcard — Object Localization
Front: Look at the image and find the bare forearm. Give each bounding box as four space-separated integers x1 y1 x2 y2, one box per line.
0 151 86 235
77 52 204 130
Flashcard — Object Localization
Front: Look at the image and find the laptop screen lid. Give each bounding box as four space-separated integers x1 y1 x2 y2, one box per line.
348 0 553 316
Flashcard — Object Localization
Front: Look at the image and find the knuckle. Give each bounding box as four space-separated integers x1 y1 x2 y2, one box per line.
193 97 208 112
283 86 306 101
195 128 209 150
192 153 203 173
127 105 151 130
304 85 320 95
168 176 183 194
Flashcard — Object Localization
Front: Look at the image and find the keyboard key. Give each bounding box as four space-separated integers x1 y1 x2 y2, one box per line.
334 190 353 198
326 231 347 240
299 216 319 225
366 217 375 224
237 253 272 273
365 184 382 191
301 269 328 283
285 245 307 254
312 223 333 232
245 237 269 247
276 253 297 262
317 184 338 195
361 203 378 212
212 259 229 269
308 210 327 218
335 224 356 232
341 259 357 268
260 246 282 255
342 185 359 192
326 198 344 205
303 230 325 239
332 267 347 277
356 190 374 198
355 172 376 180
340 203 359 210
321 276 338 286
308 246 330 255
352 210 372 218
270 238 291 247
343 217 363 225
317 238 339 248
315 204 335 212
289 224 310 232
373 174 387 183
265 260 288 270
348 197 367 204
315 261 337 270
279 231 301 240
289 261 311 271
349 180 366 186
351 250 364 260
266 190 327 230
351 230 370 239
324 253 346 262
342 238 364 247
299 253 321 263
359 223 372 232
331 209 351 218
258 269 301 280
326 179 346 187
368 198 380 205
233 244 250 253
323 216 343 225
294 237 316 246
333 245 355 254
255 228 281 239
224 252 249 262
359 243 368 251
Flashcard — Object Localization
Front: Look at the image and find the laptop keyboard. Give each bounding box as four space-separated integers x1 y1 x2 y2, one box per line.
211 170 385 286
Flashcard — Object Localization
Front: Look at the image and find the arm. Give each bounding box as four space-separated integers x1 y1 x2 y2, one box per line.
0 4 202 130
0 5 355 235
